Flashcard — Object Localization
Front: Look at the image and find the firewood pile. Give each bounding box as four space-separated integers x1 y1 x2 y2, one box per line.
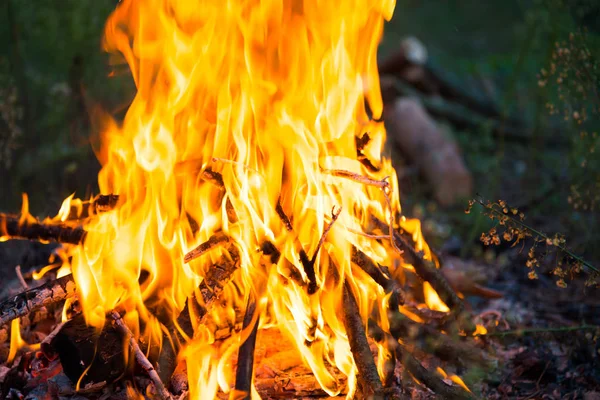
0 181 486 399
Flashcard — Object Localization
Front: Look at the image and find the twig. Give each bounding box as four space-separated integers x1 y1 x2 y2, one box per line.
0 273 76 327
234 294 259 399
382 187 404 255
342 281 383 397
368 321 475 400
486 324 599 337
384 78 569 147
321 169 390 189
310 206 341 265
275 200 317 294
347 228 389 240
372 217 466 316
15 265 28 290
183 233 230 263
322 170 402 255
0 213 86 244
67 194 120 219
388 309 488 367
93 194 119 211
110 310 172 400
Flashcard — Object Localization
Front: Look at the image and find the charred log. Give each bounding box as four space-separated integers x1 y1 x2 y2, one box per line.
0 274 76 327
0 214 86 244
233 295 259 400
51 314 125 387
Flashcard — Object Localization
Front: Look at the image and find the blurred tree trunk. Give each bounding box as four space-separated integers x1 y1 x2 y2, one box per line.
5 0 31 143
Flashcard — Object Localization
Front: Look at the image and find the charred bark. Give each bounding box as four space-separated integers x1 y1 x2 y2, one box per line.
51 314 125 387
0 273 76 327
0 214 86 244
342 282 383 398
233 295 259 399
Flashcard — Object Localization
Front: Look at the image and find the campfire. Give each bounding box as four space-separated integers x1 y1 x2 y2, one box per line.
0 0 484 398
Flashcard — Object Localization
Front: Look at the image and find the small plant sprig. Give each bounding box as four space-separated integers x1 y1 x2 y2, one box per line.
466 196 599 288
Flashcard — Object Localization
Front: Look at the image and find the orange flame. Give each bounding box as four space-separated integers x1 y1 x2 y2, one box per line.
423 281 450 313
7 319 24 364
436 367 472 393
7 319 40 364
20 0 445 397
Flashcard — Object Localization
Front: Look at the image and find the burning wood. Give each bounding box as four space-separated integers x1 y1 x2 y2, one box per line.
0 0 485 398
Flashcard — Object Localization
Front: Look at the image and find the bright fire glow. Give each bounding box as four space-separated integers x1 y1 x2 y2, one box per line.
436 367 471 393
6 0 458 397
7 319 24 364
473 324 488 336
423 281 450 313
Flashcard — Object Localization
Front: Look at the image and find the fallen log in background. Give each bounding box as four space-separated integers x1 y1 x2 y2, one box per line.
379 36 500 120
381 77 569 147
384 96 473 207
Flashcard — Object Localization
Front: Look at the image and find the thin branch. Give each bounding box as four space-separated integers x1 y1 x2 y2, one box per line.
310 206 341 265
346 228 389 240
15 265 28 290
473 197 599 274
321 169 390 189
321 169 402 255
351 247 403 311
275 200 317 294
110 310 172 400
372 216 466 316
184 233 230 263
342 282 383 397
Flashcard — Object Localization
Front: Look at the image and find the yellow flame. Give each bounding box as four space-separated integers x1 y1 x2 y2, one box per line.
7 319 27 363
436 367 471 393
398 305 425 323
436 366 448 379
16 0 447 396
32 263 60 280
56 193 76 222
473 324 488 336
450 375 472 393
423 281 450 312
